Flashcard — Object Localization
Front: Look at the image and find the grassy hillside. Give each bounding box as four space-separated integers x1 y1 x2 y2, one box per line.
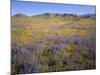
11 13 96 74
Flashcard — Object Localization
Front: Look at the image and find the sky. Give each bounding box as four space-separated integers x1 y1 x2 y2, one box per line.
12 0 96 16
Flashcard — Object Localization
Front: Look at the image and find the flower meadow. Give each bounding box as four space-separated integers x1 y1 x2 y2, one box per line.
11 13 96 74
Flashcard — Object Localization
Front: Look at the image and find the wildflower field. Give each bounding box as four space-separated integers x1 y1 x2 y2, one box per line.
11 13 96 74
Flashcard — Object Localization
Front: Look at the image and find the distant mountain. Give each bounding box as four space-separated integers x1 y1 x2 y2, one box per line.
81 14 96 18
31 13 50 18
12 13 96 19
13 14 29 18
31 13 79 18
